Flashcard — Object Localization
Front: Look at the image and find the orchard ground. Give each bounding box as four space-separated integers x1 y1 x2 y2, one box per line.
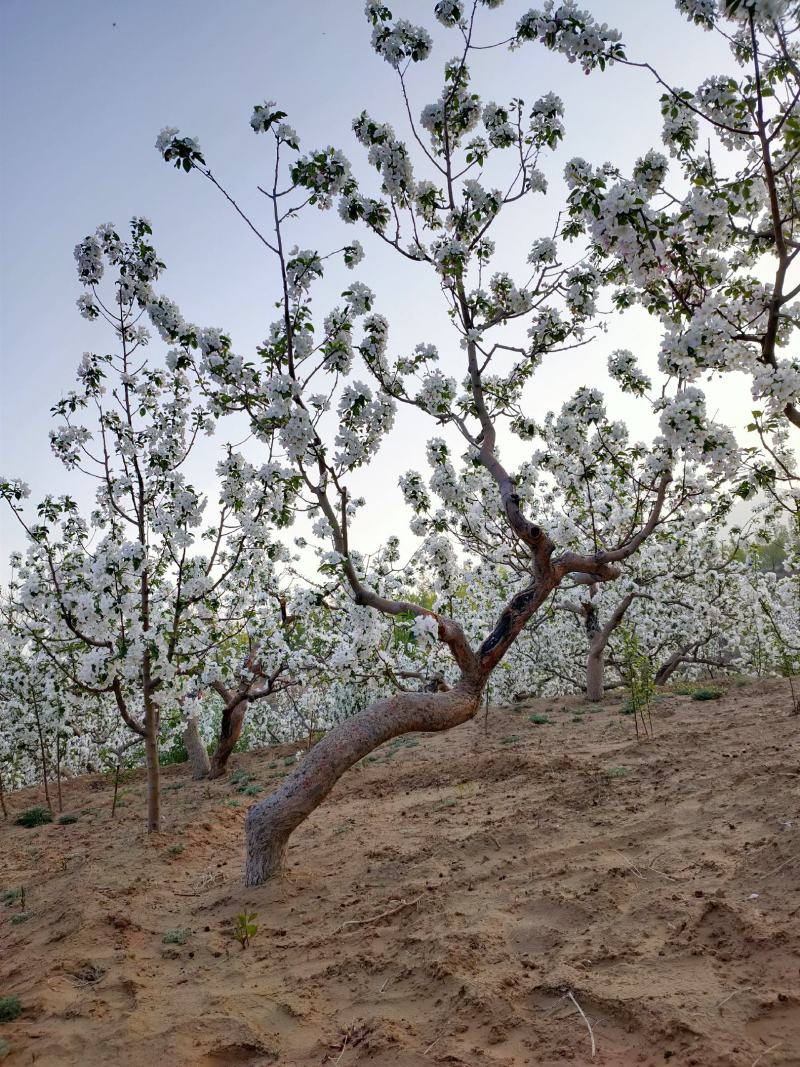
1 679 799 1067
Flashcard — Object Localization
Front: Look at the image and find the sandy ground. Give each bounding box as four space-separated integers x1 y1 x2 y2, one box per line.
1 679 800 1067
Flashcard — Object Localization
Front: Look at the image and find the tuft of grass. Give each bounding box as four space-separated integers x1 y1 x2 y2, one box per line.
58 814 79 825
500 734 522 745
0 998 21 1024
162 928 191 945
691 687 723 701
571 716 585 724
224 798 240 808
10 913 30 926
0 1037 13 1059
14 807 52 828
606 766 629 778
528 713 551 725
230 770 251 785
166 844 184 856
1 890 24 909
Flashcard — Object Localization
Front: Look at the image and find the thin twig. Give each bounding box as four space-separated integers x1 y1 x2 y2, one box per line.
564 989 596 1059
762 853 796 879
338 894 425 931
751 1042 782 1066
716 987 753 1010
334 1027 351 1064
424 1034 443 1056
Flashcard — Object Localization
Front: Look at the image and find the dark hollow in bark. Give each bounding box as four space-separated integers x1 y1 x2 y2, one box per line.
244 683 481 885
183 716 211 780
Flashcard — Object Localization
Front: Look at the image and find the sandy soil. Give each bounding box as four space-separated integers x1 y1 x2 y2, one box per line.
1 679 800 1067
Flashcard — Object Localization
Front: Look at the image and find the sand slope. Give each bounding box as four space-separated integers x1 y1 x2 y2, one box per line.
2 680 800 1066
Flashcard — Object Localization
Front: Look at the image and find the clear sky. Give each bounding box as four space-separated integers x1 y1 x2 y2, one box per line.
0 1 751 576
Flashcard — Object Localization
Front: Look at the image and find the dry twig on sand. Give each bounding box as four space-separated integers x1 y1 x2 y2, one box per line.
338 894 425 932
564 988 596 1059
750 1042 782 1066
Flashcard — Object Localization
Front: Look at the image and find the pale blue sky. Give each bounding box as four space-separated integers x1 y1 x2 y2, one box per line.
1 1 744 573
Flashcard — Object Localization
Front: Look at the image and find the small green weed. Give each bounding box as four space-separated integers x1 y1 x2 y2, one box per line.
10 914 30 926
691 687 723 701
606 766 629 778
166 844 184 856
0 997 21 1024
500 734 522 745
528 714 551 725
14 807 52 828
162 928 191 945
58 814 79 825
1 889 25 910
232 911 258 950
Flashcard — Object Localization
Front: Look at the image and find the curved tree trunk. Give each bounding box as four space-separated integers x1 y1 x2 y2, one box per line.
586 646 605 702
244 682 481 885
209 698 249 779
183 715 211 780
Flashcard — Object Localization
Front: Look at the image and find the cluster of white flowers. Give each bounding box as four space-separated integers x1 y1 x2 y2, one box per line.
416 370 457 415
608 349 652 396
515 1 625 72
482 101 516 148
367 7 433 68
434 0 465 27
353 112 415 201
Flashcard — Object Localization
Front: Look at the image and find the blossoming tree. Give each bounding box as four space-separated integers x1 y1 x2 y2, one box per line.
0 220 285 831
143 0 755 883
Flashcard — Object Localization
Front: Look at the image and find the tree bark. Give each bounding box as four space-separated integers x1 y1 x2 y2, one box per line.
586 646 605 702
183 715 211 780
209 698 249 778
244 682 481 885
144 699 161 832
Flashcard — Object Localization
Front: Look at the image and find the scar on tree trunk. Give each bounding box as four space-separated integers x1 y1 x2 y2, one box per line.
244 683 482 885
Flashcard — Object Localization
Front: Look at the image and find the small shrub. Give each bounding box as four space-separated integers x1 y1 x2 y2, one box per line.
606 766 629 778
528 713 551 725
58 814 79 825
14 807 52 828
232 911 258 950
166 844 184 856
1 890 24 909
500 734 522 745
691 687 723 701
230 770 251 785
0 998 21 1024
162 928 191 945
240 784 261 796
10 914 30 926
